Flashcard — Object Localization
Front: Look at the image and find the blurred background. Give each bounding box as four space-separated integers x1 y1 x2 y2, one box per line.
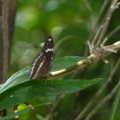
8 0 120 120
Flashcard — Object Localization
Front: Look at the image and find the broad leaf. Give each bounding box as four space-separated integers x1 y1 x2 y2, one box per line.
0 56 86 93
0 66 30 93
0 56 101 112
0 78 101 111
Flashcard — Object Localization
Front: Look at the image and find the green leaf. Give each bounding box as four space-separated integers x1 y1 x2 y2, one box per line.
0 79 101 111
0 56 100 112
0 56 86 93
0 66 30 93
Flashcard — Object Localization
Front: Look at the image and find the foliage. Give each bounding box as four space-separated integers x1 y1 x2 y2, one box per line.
1 0 120 120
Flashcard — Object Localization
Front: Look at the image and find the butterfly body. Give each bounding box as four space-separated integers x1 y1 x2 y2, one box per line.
29 36 53 79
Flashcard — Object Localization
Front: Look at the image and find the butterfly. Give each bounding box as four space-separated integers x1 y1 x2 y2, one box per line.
29 36 54 79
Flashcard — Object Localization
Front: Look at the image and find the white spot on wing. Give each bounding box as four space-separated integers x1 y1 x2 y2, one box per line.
48 38 52 41
46 48 53 52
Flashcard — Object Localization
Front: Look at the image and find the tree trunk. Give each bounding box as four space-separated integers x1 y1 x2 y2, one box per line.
0 0 17 84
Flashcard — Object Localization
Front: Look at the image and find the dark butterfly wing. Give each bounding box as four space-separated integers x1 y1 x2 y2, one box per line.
29 36 53 79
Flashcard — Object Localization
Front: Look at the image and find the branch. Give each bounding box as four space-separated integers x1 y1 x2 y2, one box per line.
84 0 111 57
96 0 120 46
49 41 120 79
2 0 9 83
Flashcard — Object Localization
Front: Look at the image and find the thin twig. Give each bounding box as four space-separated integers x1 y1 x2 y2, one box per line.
90 1 113 49
49 41 120 79
74 58 120 120
96 0 120 47
106 25 120 39
45 95 65 120
85 82 120 120
88 0 111 42
83 0 93 13
84 0 111 56
91 25 103 50
101 25 120 47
